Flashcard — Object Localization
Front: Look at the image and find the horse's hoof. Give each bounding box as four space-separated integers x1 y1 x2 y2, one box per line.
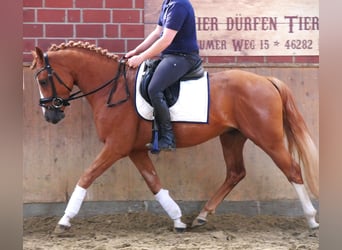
53 224 74 237
191 217 207 228
308 221 319 230
173 227 186 233
173 219 186 233
308 227 319 237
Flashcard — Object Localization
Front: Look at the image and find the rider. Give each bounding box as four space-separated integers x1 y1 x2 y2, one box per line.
126 0 201 151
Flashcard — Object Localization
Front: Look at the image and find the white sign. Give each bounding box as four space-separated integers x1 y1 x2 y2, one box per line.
145 0 319 56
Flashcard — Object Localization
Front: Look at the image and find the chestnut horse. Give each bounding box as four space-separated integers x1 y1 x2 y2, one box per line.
31 41 319 233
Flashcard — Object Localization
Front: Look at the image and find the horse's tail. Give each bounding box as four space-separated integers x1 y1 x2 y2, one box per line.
268 77 319 198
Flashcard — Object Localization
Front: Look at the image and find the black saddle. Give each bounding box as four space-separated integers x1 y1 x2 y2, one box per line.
139 58 204 107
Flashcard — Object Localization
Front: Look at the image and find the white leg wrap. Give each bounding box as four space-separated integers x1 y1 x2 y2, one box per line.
292 183 319 228
155 189 186 229
58 185 87 227
155 189 182 220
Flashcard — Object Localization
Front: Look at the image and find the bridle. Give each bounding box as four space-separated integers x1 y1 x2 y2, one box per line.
34 53 130 110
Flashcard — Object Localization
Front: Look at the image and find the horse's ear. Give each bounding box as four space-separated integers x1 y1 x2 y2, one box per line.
30 47 44 69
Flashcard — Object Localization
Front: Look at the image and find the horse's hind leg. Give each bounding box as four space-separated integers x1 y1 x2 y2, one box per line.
275 149 318 229
258 139 319 228
193 130 247 227
129 150 187 232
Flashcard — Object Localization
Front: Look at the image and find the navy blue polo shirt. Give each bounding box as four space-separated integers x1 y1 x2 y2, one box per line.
158 0 199 55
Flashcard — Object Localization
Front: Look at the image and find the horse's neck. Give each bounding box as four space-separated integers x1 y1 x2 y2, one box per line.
74 57 121 105
74 56 138 114
76 59 119 86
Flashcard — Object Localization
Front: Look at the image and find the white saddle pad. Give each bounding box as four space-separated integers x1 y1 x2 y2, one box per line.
134 61 209 123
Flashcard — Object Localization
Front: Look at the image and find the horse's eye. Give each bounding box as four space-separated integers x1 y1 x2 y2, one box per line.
38 79 48 86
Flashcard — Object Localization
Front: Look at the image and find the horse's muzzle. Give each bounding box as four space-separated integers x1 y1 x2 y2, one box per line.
45 109 65 124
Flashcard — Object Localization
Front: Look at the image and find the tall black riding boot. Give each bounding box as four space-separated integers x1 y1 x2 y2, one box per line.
150 93 176 151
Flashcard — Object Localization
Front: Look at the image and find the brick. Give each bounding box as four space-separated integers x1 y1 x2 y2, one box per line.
38 9 66 22
294 56 319 64
37 39 67 51
46 24 73 37
76 24 104 38
23 53 35 63
83 10 111 23
266 56 293 63
127 39 144 51
23 9 35 22
106 0 133 8
98 39 125 53
134 0 144 9
23 39 36 53
113 10 141 23
206 56 236 64
23 24 43 37
45 0 73 8
121 24 144 38
236 56 265 63
105 25 119 38
75 0 103 8
23 0 42 7
67 10 81 23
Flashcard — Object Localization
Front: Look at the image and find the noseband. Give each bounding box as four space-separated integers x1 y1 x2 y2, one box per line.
34 53 130 110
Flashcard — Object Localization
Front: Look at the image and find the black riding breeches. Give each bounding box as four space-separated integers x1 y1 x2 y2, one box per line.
147 53 201 101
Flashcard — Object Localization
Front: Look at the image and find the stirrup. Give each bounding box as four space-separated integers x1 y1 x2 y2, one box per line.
146 142 160 154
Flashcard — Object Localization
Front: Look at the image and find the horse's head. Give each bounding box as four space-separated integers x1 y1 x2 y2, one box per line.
31 47 74 124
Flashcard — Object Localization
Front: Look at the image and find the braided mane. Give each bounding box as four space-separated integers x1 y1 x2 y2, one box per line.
48 41 120 60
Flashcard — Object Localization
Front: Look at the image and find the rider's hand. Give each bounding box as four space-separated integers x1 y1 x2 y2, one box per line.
125 49 137 59
127 55 144 68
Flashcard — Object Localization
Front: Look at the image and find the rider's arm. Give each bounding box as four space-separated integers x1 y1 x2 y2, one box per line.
140 27 177 59
127 27 177 68
125 25 163 58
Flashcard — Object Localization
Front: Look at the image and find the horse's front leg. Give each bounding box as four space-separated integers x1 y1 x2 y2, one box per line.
129 150 186 232
55 143 122 233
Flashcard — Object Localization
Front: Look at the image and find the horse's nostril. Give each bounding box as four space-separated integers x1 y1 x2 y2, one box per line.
45 109 65 124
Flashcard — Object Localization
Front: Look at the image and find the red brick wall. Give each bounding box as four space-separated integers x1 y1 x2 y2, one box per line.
23 0 144 62
23 0 318 64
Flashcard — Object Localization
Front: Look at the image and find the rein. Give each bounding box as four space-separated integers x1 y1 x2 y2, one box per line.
35 53 130 110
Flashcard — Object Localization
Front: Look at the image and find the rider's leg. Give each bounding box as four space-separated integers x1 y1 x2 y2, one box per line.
147 54 196 150
150 92 176 150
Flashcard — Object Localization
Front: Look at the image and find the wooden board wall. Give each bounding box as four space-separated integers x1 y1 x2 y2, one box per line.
23 66 318 203
145 0 319 56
